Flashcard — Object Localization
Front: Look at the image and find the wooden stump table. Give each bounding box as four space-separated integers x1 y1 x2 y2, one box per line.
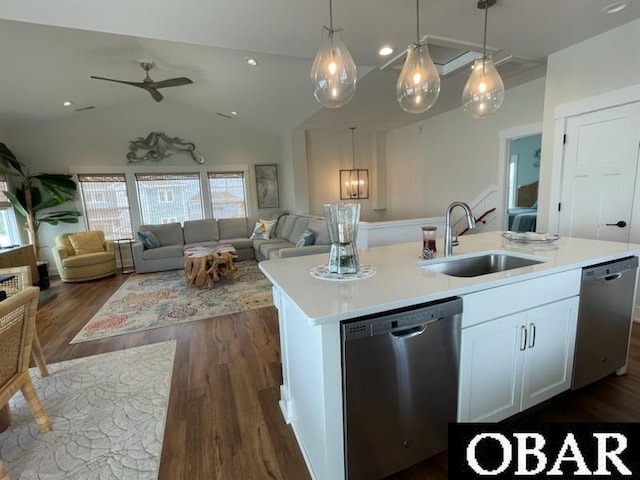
184 245 238 289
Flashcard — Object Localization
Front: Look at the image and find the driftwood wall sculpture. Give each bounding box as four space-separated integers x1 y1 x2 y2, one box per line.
127 132 205 164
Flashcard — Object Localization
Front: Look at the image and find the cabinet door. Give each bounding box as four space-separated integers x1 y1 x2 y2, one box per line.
520 297 579 411
458 312 526 422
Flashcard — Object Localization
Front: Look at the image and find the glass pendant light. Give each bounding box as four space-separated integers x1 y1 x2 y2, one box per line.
462 0 504 119
396 0 440 114
310 0 357 108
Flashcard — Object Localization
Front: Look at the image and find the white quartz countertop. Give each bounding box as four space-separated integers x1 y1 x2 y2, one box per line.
259 231 640 325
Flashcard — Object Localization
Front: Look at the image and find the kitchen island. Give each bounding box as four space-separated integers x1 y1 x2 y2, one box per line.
259 231 640 480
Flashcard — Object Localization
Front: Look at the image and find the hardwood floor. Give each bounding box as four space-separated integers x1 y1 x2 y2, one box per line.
33 274 640 479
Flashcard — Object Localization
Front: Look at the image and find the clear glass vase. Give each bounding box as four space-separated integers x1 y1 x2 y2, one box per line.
324 202 360 274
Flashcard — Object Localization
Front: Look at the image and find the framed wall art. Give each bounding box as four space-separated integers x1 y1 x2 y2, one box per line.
255 164 280 208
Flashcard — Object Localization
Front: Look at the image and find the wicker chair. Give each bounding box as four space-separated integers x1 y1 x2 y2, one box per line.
0 287 52 478
51 231 116 282
0 267 48 377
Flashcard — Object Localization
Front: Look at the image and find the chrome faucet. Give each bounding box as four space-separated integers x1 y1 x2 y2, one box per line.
444 202 476 256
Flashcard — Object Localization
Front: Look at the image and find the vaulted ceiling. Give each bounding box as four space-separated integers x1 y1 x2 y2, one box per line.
0 0 638 135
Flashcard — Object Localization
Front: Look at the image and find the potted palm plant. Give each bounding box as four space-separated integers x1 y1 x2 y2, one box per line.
0 143 81 269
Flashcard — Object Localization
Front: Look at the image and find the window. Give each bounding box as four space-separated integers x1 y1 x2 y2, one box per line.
78 174 134 241
136 173 203 224
208 172 247 219
85 191 106 204
158 190 174 203
0 175 20 246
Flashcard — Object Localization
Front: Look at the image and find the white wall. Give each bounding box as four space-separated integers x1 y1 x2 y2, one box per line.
538 18 640 231
384 77 546 219
303 78 546 222
281 127 309 214
4 99 282 266
306 129 387 222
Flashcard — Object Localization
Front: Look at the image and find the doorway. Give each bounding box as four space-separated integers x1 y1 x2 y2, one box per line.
506 134 542 231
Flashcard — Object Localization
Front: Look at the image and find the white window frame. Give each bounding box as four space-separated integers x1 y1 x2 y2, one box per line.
77 173 134 241
208 171 248 219
70 164 254 234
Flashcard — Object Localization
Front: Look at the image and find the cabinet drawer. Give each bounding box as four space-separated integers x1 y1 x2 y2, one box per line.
462 269 581 328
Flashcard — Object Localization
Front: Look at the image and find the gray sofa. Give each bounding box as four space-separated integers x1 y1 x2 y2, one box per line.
132 213 330 273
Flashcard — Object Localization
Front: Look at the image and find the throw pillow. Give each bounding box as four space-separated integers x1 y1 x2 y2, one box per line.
296 229 315 248
250 218 277 240
68 231 105 255
137 231 160 249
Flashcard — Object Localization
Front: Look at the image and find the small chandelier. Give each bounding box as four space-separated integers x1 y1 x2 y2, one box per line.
462 0 505 118
310 0 357 108
396 0 440 114
340 127 369 199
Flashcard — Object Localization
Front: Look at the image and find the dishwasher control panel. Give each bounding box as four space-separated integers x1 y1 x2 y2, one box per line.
342 296 463 340
581 255 638 280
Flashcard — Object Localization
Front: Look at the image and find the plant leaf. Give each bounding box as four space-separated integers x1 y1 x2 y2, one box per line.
0 143 24 175
39 216 80 225
32 197 65 212
41 211 82 219
34 175 77 194
2 190 27 217
39 183 67 203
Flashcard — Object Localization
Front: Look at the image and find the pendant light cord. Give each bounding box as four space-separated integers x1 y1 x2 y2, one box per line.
351 127 356 169
329 0 334 31
416 0 420 44
480 1 489 75
482 2 488 60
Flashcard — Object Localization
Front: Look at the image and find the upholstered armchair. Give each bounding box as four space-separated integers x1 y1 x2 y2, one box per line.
51 231 116 282
0 287 52 478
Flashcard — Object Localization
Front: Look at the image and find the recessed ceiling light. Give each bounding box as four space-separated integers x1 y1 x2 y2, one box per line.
379 46 394 57
245 57 259 66
602 1 627 14
62 101 73 107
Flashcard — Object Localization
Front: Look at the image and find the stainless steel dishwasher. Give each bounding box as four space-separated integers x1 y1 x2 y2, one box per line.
572 256 638 390
341 297 462 480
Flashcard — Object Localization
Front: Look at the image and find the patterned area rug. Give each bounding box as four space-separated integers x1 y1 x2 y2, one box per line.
71 261 273 344
0 341 176 480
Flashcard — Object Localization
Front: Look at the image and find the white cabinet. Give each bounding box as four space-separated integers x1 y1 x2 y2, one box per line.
458 296 579 422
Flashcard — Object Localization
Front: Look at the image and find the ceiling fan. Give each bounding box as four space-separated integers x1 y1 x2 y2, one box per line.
90 61 193 102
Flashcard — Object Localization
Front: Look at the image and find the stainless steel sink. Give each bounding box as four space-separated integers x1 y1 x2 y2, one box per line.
423 252 546 277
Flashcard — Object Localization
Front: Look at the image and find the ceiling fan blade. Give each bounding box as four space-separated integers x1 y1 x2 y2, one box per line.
90 76 145 88
146 77 193 89
146 88 164 102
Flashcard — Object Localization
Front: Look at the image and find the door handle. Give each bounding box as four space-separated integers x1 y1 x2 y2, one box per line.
529 323 536 348
605 220 627 228
520 325 527 351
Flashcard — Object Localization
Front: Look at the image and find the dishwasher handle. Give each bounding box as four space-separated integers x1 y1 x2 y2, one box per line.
582 256 638 282
390 324 428 340
342 297 463 341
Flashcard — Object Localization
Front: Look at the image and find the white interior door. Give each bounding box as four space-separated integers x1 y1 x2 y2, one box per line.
559 102 640 241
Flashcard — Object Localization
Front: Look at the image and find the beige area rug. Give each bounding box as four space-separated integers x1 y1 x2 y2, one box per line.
71 260 273 344
0 341 176 480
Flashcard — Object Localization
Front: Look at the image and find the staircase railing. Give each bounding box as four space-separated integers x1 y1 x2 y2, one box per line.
460 207 497 236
